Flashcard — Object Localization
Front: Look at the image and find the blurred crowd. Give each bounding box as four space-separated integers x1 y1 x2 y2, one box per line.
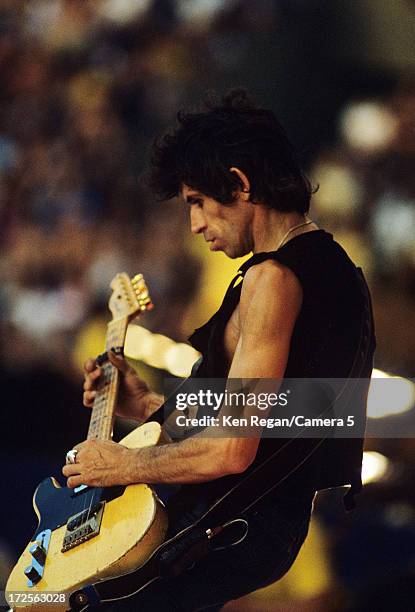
1 1 415 610
1 0 414 378
0 0 208 381
312 90 415 377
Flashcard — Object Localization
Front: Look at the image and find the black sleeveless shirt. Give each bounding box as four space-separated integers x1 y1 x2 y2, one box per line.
171 230 376 509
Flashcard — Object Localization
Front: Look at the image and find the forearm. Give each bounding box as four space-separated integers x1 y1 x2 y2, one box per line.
125 437 244 484
63 434 258 489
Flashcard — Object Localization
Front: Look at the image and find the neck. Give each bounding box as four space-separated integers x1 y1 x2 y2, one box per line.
251 207 315 253
87 317 128 440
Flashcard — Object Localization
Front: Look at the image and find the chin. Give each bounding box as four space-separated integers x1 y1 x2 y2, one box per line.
221 246 236 258
228 246 249 259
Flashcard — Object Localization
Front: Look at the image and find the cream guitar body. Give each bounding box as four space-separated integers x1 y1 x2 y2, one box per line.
6 423 168 611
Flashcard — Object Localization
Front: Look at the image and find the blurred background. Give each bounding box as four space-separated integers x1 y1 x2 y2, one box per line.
1 1 415 610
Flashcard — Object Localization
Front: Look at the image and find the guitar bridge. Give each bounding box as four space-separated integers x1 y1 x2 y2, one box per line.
62 502 104 552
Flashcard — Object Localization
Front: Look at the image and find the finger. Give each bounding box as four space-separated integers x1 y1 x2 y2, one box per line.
108 350 131 374
67 475 86 489
84 358 97 374
83 369 101 390
83 390 96 406
62 463 81 477
84 368 102 389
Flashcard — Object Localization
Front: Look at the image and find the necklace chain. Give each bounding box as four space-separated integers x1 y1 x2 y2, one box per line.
276 219 314 251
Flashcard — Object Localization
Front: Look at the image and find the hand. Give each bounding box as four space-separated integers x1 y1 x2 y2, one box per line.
83 351 152 421
62 439 136 488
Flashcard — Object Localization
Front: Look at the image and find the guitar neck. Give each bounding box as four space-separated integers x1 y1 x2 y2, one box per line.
87 317 129 441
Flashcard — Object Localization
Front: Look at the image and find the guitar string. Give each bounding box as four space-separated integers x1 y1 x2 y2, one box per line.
85 323 121 527
79 355 108 522
84 341 113 526
63 310 129 550
79 336 111 527
70 312 131 549
77 346 108 521
81 363 107 528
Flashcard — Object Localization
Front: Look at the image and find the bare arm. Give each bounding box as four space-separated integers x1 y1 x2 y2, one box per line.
62 435 251 488
64 261 302 488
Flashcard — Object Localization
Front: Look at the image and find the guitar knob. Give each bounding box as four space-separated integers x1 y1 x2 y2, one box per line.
24 565 41 584
29 542 46 565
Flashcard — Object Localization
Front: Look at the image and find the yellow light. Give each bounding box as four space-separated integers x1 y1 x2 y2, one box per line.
371 368 391 379
164 344 201 377
368 369 415 418
361 451 389 484
125 325 200 376
312 161 363 216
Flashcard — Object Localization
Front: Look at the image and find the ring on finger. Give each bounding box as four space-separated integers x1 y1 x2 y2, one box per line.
66 449 79 464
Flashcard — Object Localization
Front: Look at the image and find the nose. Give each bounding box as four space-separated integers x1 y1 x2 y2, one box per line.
190 205 207 234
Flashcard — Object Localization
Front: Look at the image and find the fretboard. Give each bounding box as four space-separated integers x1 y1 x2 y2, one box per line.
87 317 129 440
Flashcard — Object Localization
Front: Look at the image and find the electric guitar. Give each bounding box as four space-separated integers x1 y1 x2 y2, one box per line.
6 273 168 611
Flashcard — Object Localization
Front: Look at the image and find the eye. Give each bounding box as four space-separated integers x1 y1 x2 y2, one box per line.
189 197 203 208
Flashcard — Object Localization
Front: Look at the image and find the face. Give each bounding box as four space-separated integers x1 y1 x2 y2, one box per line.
182 185 254 258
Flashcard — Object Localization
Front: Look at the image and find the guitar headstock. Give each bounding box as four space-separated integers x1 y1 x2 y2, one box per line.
108 273 153 321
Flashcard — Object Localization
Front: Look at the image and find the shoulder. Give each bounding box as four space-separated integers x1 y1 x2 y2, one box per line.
237 259 303 334
241 259 302 305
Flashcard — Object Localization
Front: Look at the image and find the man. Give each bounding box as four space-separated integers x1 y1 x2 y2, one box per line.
63 89 375 610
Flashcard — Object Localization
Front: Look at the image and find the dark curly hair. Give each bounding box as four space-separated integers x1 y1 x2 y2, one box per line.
148 88 313 214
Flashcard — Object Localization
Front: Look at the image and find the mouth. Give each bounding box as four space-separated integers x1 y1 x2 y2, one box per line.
206 237 219 250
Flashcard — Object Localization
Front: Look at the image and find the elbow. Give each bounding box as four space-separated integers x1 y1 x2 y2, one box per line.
225 461 250 476
227 453 255 475
211 439 257 477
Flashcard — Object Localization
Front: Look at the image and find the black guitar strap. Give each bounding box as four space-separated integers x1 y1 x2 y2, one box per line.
68 267 375 610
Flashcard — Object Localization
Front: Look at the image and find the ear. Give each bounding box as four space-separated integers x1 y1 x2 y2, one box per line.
229 167 250 200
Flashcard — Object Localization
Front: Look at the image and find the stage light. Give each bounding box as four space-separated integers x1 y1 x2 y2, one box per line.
164 343 201 377
176 0 231 25
361 451 389 484
311 160 363 217
340 101 398 154
368 369 415 418
371 194 415 265
98 0 151 25
125 324 200 376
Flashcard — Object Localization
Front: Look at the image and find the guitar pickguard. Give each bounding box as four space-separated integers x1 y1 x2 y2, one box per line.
32 478 125 538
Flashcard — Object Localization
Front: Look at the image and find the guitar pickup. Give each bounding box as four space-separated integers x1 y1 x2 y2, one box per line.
67 502 102 531
62 503 104 552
